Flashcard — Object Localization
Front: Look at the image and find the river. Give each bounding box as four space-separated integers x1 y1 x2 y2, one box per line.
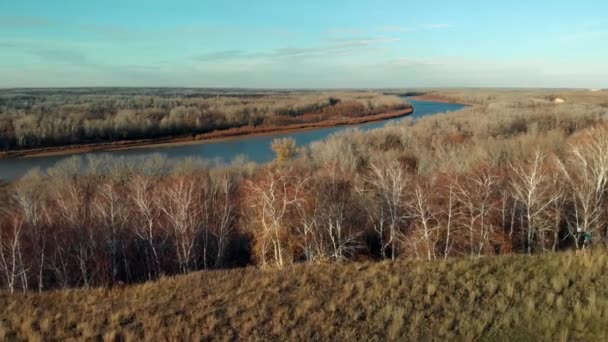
0 98 465 181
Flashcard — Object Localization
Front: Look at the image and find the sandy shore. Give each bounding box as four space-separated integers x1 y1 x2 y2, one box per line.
0 107 413 159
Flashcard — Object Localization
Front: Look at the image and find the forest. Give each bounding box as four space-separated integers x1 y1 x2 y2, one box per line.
0 88 408 151
0 90 607 292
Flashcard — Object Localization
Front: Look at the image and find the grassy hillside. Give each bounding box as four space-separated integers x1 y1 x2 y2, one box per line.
2 251 608 341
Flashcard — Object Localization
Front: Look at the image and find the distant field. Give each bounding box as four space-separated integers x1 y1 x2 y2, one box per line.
419 88 608 106
1 251 608 340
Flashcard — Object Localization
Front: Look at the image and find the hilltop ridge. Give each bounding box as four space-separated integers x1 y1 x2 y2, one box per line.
1 252 607 340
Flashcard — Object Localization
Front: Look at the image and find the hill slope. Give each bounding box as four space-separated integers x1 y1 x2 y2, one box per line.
2 252 608 341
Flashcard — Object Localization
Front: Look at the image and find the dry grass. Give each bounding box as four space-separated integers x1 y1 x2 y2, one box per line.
420 88 608 106
2 251 608 340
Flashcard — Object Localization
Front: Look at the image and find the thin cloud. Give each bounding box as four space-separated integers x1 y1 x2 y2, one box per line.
196 50 246 61
377 25 415 32
0 16 140 42
7 41 94 66
0 16 53 28
195 37 400 61
378 24 453 32
80 24 134 40
420 23 453 30
326 28 365 36
175 25 292 37
27 48 88 64
387 58 444 67
328 37 400 45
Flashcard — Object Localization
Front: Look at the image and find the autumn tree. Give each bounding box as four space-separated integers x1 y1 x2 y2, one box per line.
271 138 298 163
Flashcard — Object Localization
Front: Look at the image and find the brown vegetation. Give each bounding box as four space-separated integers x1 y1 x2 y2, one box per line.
1 89 608 337
0 89 606 292
0 89 409 153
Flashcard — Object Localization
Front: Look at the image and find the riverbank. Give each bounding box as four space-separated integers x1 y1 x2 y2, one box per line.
0 107 413 159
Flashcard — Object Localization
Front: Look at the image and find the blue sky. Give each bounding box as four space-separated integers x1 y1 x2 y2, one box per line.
1 0 607 88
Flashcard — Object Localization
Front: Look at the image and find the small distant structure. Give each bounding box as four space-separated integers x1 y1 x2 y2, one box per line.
589 88 602 92
532 96 567 105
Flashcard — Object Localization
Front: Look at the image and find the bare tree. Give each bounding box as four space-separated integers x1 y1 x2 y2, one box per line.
210 173 237 268
296 201 324 263
557 127 608 247
130 175 164 280
442 180 457 259
246 167 309 268
454 167 500 257
156 176 203 274
408 180 440 261
510 152 561 254
51 176 96 288
0 215 28 293
359 160 409 260
92 179 131 284
315 158 361 261
547 169 567 251
12 174 49 292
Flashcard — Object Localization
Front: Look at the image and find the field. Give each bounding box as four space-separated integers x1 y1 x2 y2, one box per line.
1 88 608 340
1 251 607 340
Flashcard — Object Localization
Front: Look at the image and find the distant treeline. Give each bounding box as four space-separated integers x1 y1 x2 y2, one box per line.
0 90 407 150
0 90 607 293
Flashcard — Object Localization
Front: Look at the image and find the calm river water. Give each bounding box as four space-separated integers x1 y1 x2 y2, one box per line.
0 99 465 181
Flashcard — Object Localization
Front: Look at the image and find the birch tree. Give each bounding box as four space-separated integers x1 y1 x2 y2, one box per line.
359 160 409 260
210 173 237 268
130 175 164 279
246 167 308 268
454 167 500 257
408 180 440 260
51 177 96 287
0 215 28 293
12 174 48 291
156 176 203 274
510 152 561 254
557 127 608 246
92 180 131 284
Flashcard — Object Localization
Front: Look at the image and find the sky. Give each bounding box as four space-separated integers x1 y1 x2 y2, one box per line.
1 0 607 89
